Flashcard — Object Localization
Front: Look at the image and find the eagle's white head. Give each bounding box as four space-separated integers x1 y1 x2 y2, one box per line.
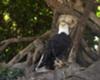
57 15 78 35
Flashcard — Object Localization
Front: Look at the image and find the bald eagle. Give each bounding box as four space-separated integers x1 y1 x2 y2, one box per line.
34 15 77 72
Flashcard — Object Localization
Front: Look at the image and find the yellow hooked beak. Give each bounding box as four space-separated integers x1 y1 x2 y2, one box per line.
59 21 68 27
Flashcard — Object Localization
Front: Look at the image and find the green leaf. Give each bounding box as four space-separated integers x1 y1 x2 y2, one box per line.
96 11 100 18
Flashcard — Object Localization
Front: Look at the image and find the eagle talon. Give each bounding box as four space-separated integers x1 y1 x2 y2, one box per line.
54 58 65 68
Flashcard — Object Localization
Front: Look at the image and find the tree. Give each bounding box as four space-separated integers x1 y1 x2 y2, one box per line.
0 0 100 80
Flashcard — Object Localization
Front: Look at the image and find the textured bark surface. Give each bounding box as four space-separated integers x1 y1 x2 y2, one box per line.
17 60 100 80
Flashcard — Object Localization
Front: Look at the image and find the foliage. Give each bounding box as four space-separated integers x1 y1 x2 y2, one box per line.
0 0 52 62
0 67 24 80
96 0 100 18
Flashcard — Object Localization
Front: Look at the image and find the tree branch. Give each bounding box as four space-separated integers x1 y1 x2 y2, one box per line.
8 30 52 66
0 37 36 53
81 39 98 61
